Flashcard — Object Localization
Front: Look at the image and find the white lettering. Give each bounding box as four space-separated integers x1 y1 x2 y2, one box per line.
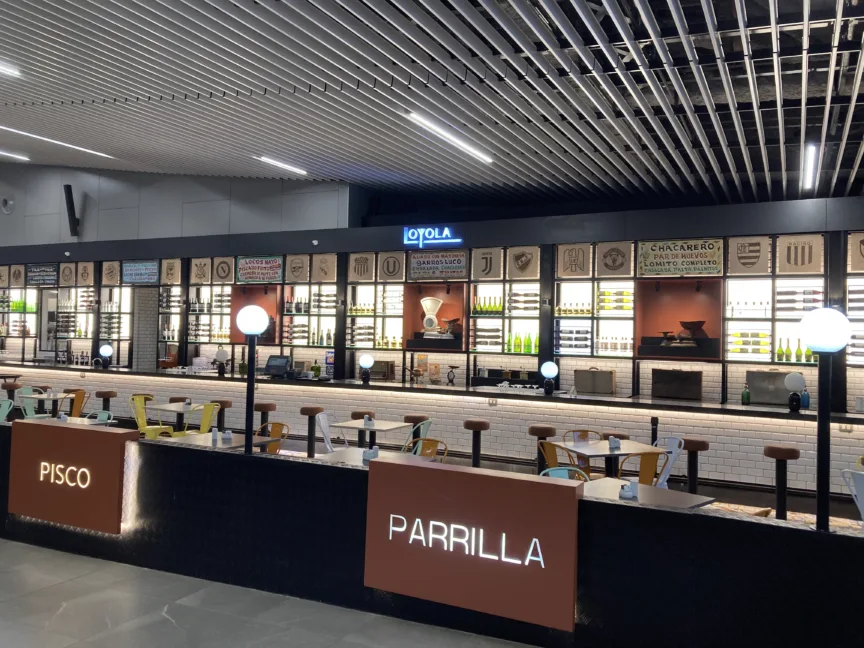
500 532 522 565
470 527 476 556
38 462 91 488
428 521 448 550
478 528 499 561
55 464 65 485
525 538 545 568
449 524 470 554
77 468 91 488
409 517 427 546
39 462 50 481
389 514 407 540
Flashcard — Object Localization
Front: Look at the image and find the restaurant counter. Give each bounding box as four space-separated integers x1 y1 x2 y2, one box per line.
2 362 864 495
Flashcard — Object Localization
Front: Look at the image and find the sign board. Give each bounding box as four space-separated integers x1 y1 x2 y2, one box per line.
595 241 632 277
122 260 159 285
378 252 405 282
213 257 234 284
190 258 212 285
777 234 823 274
365 458 581 631
637 239 724 276
311 253 337 283
8 420 139 535
349 252 375 282
59 263 76 287
26 263 58 286
236 256 283 284
284 255 309 282
161 258 182 285
408 250 468 280
472 247 503 281
557 243 592 278
403 225 462 249
102 261 121 286
77 262 94 286
0 266 7 288
851 232 864 273
507 246 541 280
728 236 771 275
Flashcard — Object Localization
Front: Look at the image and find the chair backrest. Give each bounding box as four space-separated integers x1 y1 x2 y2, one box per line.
540 466 590 481
0 399 12 422
841 470 864 523
653 436 684 488
315 411 344 453
257 422 289 455
70 390 90 418
187 403 220 434
563 429 601 443
858 456 864 470
403 419 433 452
19 389 42 418
128 395 151 430
619 452 669 485
403 438 448 462
85 410 114 423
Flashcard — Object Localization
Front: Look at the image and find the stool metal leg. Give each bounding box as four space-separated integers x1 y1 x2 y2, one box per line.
357 430 366 449
687 451 700 494
472 430 481 468
102 397 111 412
260 411 269 427
306 416 316 458
776 459 788 520
369 430 377 448
37 398 46 415
412 426 421 441
536 438 547 474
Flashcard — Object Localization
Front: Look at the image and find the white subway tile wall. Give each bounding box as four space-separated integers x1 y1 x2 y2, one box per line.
727 363 819 409
131 288 158 373
848 367 864 413
4 365 863 496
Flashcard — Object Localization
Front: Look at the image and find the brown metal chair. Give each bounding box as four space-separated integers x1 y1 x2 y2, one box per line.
618 452 670 486
403 437 448 462
256 421 289 455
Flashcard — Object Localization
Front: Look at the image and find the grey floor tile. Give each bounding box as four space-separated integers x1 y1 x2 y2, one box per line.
255 596 376 640
334 615 479 648
0 562 73 602
175 582 289 619
100 569 209 602
0 617 78 648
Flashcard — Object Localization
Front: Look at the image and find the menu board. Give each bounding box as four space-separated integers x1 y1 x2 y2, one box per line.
236 256 283 284
122 260 159 285
408 250 468 280
637 239 723 277
26 263 59 286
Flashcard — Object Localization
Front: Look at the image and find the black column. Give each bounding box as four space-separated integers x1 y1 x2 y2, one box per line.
244 335 257 455
825 230 846 412
538 244 555 374
333 252 349 380
816 353 832 531
178 258 191 366
90 262 103 364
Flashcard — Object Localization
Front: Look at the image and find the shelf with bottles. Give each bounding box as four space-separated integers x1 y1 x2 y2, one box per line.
774 320 818 364
0 314 35 337
848 277 864 319
555 281 593 318
594 318 634 357
554 319 592 356
158 313 182 343
158 286 184 314
470 282 504 317
595 281 634 318
310 285 338 315
774 278 824 320
188 285 232 315
187 316 232 344
726 278 772 320
347 313 402 350
726 321 772 362
284 284 312 315
507 282 540 318
288 316 337 348
99 286 132 341
1 289 38 314
472 318 539 354
56 313 95 340
849 323 864 365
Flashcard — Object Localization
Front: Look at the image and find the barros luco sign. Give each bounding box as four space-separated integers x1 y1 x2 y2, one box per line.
408 250 468 280
365 457 581 631
403 226 463 249
637 239 724 276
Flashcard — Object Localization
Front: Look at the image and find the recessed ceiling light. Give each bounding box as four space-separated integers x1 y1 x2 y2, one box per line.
0 150 29 161
802 143 818 191
407 112 494 164
258 156 307 176
0 62 20 78
0 125 111 158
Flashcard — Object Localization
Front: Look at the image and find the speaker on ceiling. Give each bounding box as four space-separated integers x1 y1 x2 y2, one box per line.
63 184 79 237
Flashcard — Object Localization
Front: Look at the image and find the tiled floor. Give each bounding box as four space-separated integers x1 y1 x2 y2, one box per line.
0 539 526 647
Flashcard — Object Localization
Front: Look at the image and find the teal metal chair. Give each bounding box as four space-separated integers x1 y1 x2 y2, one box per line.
402 419 433 453
0 399 13 422
85 410 114 423
540 466 590 481
19 387 50 420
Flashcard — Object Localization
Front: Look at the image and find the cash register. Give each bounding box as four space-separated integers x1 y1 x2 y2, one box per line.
264 355 294 380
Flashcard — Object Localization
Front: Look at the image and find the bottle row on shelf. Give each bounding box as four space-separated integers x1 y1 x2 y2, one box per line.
285 295 337 314
347 302 403 316
0 299 37 313
471 330 539 354
158 293 184 310
189 295 231 313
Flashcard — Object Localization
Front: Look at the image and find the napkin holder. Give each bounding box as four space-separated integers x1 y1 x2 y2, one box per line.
608 436 621 450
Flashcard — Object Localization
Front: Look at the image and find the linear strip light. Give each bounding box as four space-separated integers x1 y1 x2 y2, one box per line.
407 112 494 164
258 156 308 176
0 62 20 77
0 150 29 161
802 143 818 190
0 125 111 158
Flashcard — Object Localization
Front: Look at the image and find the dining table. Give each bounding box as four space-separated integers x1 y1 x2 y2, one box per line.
582 477 716 509
328 418 412 449
145 401 206 430
18 392 72 418
145 433 277 451
548 438 668 477
313 447 434 467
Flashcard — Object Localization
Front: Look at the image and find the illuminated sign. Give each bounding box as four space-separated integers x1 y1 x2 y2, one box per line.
40 462 91 488
403 226 462 249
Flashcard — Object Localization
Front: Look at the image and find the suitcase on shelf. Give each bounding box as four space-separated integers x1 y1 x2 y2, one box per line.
573 368 616 395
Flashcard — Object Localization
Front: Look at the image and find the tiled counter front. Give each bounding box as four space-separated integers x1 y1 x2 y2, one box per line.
4 365 863 495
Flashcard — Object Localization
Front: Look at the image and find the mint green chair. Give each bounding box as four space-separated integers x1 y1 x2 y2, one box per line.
402 419 433 453
85 410 114 423
19 387 50 420
0 399 13 422
540 466 590 481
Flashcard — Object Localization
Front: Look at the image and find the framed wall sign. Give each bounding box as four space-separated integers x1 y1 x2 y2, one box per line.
349 252 375 282
728 236 771 275
212 257 234 284
26 263 59 286
557 243 592 278
311 254 337 283
161 258 182 285
77 262 94 286
595 241 632 277
284 255 309 282
59 263 76 287
777 234 823 274
471 247 503 281
122 260 159 285
507 246 540 280
9 265 24 288
408 250 469 280
236 256 283 284
190 258 212 285
378 252 405 282
0 266 8 288
849 232 864 273
637 239 723 277
102 261 121 286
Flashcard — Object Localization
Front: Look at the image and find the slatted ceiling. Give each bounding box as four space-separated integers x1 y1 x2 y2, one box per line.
0 1 863 201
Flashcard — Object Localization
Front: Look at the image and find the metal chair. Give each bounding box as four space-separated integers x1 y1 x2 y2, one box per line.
85 410 114 423
538 440 584 472
19 387 50 420
256 422 289 455
841 469 864 525
0 399 13 422
540 466 590 481
129 395 174 440
403 437 448 462
402 419 432 452
315 411 347 453
653 437 684 489
183 402 220 435
618 452 670 486
563 429 602 443
69 390 90 418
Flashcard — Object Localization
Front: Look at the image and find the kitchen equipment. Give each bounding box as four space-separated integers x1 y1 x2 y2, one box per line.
420 297 443 331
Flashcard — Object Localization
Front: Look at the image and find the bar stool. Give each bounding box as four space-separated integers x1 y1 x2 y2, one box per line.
63 388 83 415
463 419 490 468
764 444 800 520
32 385 51 414
210 399 232 431
300 406 324 457
683 438 710 494
404 414 429 441
254 402 277 428
95 390 117 414
2 381 21 402
528 424 556 474
351 410 377 448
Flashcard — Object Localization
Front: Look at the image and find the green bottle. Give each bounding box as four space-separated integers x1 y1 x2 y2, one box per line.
794 338 803 363
506 331 513 353
741 383 751 406
524 333 532 354
514 333 522 354
534 335 540 354
804 346 813 363
784 338 792 362
776 339 784 362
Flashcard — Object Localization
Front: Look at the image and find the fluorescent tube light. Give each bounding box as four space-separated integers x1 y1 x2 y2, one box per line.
802 144 818 190
407 112 494 164
0 62 20 77
0 125 111 158
258 156 307 176
0 150 29 161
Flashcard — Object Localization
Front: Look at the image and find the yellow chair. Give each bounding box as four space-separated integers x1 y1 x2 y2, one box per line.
618 452 670 486
857 455 863 470
183 402 220 435
403 438 448 462
69 390 90 418
540 438 596 478
563 429 602 443
256 422 289 455
129 395 174 440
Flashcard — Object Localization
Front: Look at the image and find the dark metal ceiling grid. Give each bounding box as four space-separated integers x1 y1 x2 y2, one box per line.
0 0 861 200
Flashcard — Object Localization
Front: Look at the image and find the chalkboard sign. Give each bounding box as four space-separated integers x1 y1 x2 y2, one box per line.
122 260 160 285
26 263 59 286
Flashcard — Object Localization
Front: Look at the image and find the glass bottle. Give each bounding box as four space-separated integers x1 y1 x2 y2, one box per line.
533 334 539 354
312 359 321 378
784 338 792 362
326 329 332 346
804 346 813 363
506 331 513 353
801 387 811 409
741 383 751 405
776 338 784 362
794 338 803 363
524 333 532 354
513 333 522 354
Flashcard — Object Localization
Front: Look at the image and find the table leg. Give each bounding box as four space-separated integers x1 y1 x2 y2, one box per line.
536 440 547 475
67 400 74 416
306 416 316 458
216 409 226 432
604 456 619 477
51 401 59 418
776 459 788 520
369 430 377 448
176 413 184 431
357 429 367 449
472 430 481 468
37 398 46 415
687 451 700 494
102 397 111 412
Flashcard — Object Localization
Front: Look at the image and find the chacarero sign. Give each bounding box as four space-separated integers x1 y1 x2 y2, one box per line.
637 238 724 276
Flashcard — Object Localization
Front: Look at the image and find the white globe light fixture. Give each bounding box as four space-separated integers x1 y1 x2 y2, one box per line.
236 304 270 454
99 343 114 357
214 346 230 377
236 305 269 336
359 354 374 384
540 361 559 396
784 372 806 412
800 307 851 353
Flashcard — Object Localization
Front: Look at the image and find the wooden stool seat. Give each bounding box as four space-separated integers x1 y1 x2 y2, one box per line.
169 396 188 404
463 419 490 432
95 390 117 399
351 410 376 420
601 431 630 440
301 406 324 417
254 402 277 412
683 438 710 452
528 424 556 438
210 399 233 409
404 414 429 425
1 382 21 391
63 388 82 394
764 445 800 461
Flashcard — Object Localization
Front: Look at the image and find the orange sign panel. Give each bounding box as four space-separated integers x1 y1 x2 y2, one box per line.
364 457 581 631
8 420 138 535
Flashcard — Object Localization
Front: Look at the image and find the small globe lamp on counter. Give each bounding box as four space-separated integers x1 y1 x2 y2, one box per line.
359 354 375 385
98 343 113 369
540 361 559 396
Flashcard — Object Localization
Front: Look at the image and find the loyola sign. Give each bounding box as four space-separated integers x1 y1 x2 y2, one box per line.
403 226 462 248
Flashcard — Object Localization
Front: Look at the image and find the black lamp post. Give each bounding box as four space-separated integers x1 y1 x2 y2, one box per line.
236 305 269 455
